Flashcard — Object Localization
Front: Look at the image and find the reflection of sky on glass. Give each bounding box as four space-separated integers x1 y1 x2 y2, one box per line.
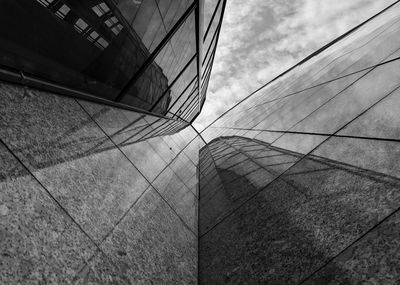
198 0 400 181
194 0 395 130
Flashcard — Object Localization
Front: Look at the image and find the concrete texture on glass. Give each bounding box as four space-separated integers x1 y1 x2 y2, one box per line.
73 250 130 284
312 87 400 179
0 81 200 282
0 142 96 284
170 152 198 187
0 83 150 242
78 100 169 145
75 191 198 283
199 137 400 284
99 188 197 284
198 4 400 283
302 210 400 284
199 136 305 235
2 0 400 283
153 166 198 233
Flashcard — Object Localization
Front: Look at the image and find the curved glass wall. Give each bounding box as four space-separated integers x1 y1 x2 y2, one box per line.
0 0 226 124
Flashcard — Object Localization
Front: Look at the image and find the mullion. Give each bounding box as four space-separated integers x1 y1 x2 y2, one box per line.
203 0 222 41
161 13 194 79
201 59 213 89
168 13 197 78
180 95 198 119
167 76 197 113
149 53 197 111
171 84 199 116
201 39 217 80
181 96 199 119
116 1 197 102
202 21 220 66
174 86 199 117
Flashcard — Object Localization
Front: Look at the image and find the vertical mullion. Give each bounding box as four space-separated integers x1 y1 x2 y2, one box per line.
115 1 197 102
195 0 204 118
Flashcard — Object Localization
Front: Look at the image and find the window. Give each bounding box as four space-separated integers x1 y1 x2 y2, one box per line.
55 4 71 19
105 16 118 27
74 18 88 33
92 2 110 17
95 37 109 49
111 24 123 35
87 30 99 42
36 0 54 7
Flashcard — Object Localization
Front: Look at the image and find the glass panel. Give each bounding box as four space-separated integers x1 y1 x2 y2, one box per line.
168 79 198 115
203 0 220 33
153 166 197 232
0 1 149 102
157 59 198 115
120 12 196 114
0 0 203 117
203 0 223 51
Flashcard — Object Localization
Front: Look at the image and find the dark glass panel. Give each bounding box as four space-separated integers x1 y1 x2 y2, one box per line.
203 0 220 38
203 0 223 51
168 78 198 115
120 12 197 114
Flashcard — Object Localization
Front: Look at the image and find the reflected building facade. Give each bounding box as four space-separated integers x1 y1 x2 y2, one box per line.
0 0 226 283
199 1 400 284
0 0 222 122
1 0 400 284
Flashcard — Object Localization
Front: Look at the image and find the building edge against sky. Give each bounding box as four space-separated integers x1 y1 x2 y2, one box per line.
1 0 400 284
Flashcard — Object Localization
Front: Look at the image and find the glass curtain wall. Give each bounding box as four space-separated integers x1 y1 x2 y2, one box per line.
0 81 205 283
198 1 400 284
0 0 226 126
0 2 230 281
201 0 400 175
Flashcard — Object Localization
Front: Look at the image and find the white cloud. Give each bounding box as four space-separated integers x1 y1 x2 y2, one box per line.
194 0 395 130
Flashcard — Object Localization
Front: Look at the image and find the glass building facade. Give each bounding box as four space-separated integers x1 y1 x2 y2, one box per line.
1 0 400 284
0 84 204 283
0 0 226 283
0 0 225 123
199 1 400 284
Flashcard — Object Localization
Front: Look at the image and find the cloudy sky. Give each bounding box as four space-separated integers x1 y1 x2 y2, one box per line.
194 0 395 130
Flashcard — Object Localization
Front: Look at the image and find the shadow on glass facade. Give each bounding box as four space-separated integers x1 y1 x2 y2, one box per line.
0 0 226 283
199 1 400 284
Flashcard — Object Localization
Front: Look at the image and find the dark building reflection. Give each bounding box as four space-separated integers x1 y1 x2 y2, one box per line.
0 0 171 113
0 0 224 122
199 136 400 284
197 2 400 284
0 0 227 283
